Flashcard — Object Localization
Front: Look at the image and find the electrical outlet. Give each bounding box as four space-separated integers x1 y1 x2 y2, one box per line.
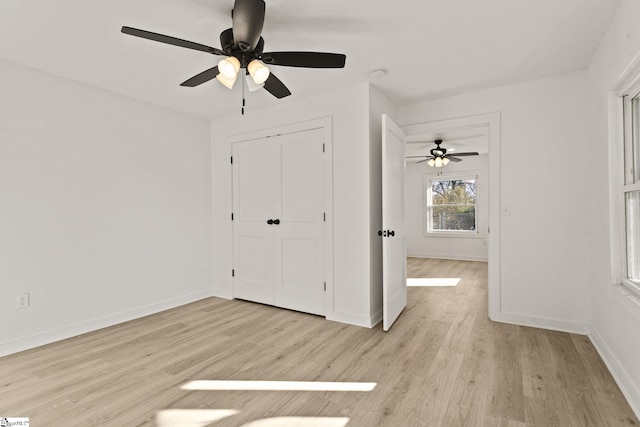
16 293 29 309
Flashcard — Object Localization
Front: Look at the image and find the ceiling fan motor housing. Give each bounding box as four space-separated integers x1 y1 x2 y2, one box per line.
220 28 235 53
431 140 446 157
220 28 265 68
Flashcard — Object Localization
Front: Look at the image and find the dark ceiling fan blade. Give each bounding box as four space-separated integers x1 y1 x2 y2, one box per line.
261 52 346 68
450 152 479 156
447 156 463 162
406 155 430 158
263 73 291 99
121 26 226 55
416 158 434 164
232 0 265 51
180 66 219 87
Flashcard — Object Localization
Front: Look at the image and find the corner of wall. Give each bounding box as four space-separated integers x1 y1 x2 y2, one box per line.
589 325 640 419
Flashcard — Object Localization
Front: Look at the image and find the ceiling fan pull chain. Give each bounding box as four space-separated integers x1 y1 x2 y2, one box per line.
241 73 246 115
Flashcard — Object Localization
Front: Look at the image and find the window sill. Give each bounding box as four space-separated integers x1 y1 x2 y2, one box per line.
612 281 640 320
618 279 640 301
424 231 484 239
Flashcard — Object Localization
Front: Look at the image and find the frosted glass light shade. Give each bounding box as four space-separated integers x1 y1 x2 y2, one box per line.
216 72 237 89
442 157 450 165
435 157 443 167
427 159 436 167
245 74 264 92
218 56 240 79
248 60 270 84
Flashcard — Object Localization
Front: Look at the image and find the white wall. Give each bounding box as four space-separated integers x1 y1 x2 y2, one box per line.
211 83 379 327
0 60 213 356
398 71 591 332
405 155 489 261
585 0 640 415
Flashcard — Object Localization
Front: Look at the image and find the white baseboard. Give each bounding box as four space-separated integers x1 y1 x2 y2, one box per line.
588 325 640 420
326 310 379 328
407 253 488 262
0 290 212 357
490 311 590 335
370 308 383 327
212 288 233 300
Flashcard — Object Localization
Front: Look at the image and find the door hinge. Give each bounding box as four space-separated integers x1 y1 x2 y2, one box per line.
230 156 233 164
324 282 326 291
488 227 490 234
322 143 325 153
231 213 234 221
232 269 235 277
323 212 326 222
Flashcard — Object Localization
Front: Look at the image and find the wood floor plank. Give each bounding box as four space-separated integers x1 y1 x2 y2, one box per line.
488 325 525 422
0 258 637 426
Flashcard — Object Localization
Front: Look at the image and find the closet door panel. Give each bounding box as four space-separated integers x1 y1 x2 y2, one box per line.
232 140 275 306
233 231 274 304
274 130 325 315
280 140 321 222
235 143 270 222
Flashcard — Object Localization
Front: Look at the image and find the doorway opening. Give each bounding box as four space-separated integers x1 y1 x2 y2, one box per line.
400 113 501 320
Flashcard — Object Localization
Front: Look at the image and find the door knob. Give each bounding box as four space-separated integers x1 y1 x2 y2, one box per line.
273 219 281 225
377 230 383 236
267 219 274 225
388 230 395 237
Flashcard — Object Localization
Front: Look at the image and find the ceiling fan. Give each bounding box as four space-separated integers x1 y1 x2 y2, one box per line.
406 139 479 168
121 0 346 102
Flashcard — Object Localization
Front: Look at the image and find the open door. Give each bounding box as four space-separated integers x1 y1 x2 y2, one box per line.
382 114 407 331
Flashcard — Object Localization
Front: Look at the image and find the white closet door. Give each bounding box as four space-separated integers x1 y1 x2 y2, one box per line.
232 139 276 306
273 129 326 315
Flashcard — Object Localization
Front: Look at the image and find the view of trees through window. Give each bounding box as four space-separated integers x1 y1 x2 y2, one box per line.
429 178 477 232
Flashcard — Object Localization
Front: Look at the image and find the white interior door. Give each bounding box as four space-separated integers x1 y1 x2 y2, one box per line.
382 114 407 331
232 139 276 306
274 129 326 315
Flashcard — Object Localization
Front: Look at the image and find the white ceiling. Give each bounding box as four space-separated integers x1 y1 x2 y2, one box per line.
0 0 620 119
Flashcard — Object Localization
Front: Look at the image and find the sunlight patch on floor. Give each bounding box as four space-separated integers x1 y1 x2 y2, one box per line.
407 277 460 287
155 409 239 427
181 380 376 392
241 417 350 427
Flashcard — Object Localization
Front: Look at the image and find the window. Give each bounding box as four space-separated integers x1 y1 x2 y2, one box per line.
622 91 640 292
426 175 478 235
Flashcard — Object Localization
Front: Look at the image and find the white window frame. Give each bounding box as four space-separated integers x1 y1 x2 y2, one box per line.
424 172 481 238
611 53 640 305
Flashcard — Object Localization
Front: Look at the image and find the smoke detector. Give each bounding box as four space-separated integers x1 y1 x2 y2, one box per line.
369 69 386 79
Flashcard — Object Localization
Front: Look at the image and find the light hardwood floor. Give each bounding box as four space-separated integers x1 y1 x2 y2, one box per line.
1 258 638 426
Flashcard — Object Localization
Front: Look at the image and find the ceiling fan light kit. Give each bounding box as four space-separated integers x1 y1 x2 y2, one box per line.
218 56 241 79
120 0 346 114
408 139 479 168
247 59 270 85
216 72 238 89
244 73 265 92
